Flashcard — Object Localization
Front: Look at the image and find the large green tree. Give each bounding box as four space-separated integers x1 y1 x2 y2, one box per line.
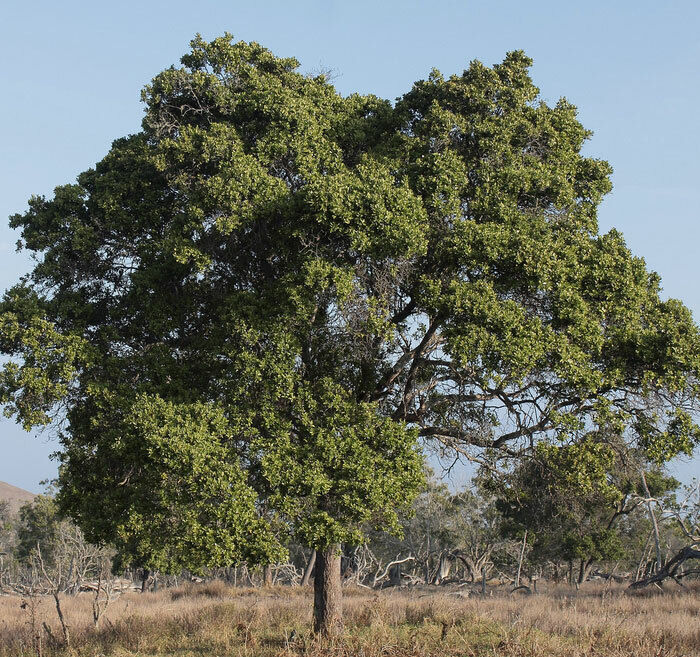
2 35 700 634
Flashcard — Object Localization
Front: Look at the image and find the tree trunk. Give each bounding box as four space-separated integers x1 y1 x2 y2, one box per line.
636 531 654 581
241 565 253 587
641 471 663 573
313 545 342 637
515 531 528 587
577 558 594 585
389 563 402 587
423 559 431 583
263 564 273 587
431 552 452 584
141 569 150 593
301 550 317 587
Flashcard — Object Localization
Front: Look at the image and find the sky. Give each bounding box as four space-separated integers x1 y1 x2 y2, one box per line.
1 1 698 492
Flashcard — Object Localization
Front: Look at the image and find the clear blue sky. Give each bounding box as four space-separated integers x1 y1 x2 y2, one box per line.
1 1 698 492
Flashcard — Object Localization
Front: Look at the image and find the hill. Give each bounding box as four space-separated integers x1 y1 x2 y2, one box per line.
0 481 36 514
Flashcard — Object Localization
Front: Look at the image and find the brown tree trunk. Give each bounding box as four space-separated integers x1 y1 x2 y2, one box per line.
301 550 317 587
313 544 342 637
578 558 594 585
263 564 273 587
141 569 150 593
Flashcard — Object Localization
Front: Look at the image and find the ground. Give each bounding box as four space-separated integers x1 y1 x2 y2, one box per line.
1 580 698 656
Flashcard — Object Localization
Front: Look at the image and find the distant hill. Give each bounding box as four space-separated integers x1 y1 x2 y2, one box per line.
0 481 37 515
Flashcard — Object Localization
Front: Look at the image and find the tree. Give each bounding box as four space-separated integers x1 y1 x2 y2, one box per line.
2 34 700 634
15 496 62 568
0 501 16 588
490 440 679 583
14 495 113 593
630 477 700 587
366 477 503 585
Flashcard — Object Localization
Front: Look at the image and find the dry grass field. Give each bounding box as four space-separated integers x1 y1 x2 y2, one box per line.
1 580 698 657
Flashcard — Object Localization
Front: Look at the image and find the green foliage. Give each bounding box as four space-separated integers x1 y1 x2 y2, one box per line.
2 34 699 574
15 495 62 567
59 393 284 572
258 378 423 549
490 441 679 568
0 501 15 555
0 289 92 430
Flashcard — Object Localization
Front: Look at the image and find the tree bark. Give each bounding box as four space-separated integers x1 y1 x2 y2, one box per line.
389 563 402 587
313 544 342 637
263 564 273 587
577 558 594 585
515 530 527 587
140 569 150 593
431 552 452 584
301 550 317 587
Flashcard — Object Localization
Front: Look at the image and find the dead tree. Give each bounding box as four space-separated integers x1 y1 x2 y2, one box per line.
301 550 316 587
431 551 453 585
373 555 415 588
630 480 700 588
629 545 700 588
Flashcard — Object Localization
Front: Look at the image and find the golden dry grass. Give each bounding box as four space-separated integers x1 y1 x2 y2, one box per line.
0 581 698 656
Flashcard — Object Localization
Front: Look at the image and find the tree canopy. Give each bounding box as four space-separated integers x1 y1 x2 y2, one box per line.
2 34 700 632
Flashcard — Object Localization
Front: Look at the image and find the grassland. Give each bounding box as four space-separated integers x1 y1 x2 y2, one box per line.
1 580 698 656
